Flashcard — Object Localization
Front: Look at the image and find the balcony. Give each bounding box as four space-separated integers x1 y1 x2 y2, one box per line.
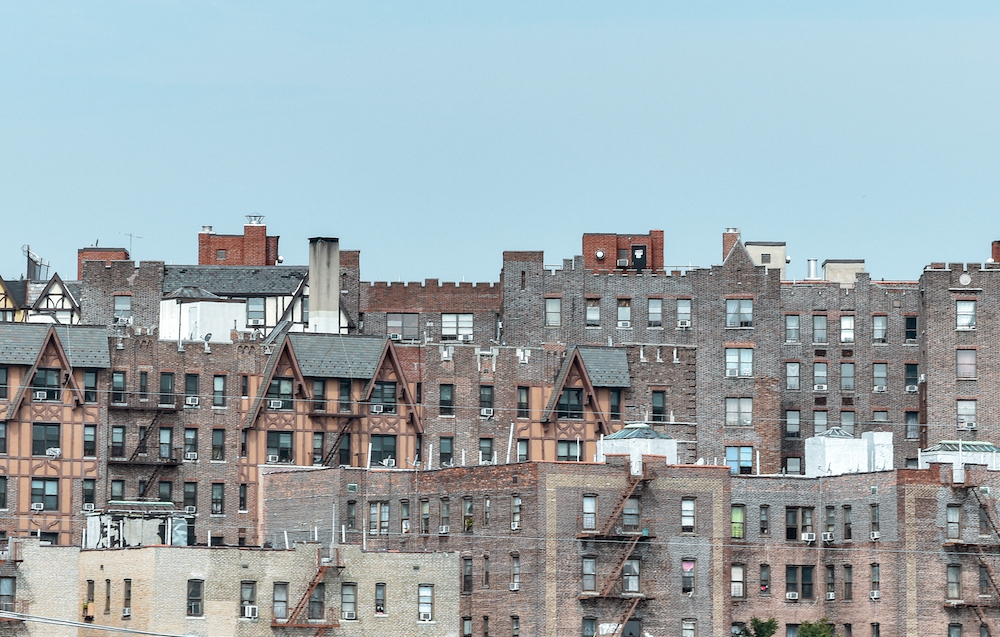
107 445 182 466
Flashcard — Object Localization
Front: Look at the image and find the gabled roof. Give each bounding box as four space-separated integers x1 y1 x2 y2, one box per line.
163 286 224 301
606 423 671 440
0 278 26 309
286 334 386 378
576 346 630 388
815 427 856 439
163 266 308 296
0 324 110 367
30 273 80 313
542 346 611 435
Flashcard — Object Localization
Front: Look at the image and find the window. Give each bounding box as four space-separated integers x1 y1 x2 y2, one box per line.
873 363 887 389
841 411 855 436
387 313 419 340
463 558 473 592
511 496 522 530
844 565 853 599
872 315 887 342
583 495 597 531
556 440 581 462
677 299 691 325
760 564 770 595
187 580 203 616
247 297 265 325
442 313 473 340
82 479 94 506
313 433 324 464
480 385 494 412
420 500 430 534
273 582 288 619
725 398 752 427
338 435 350 465
981 564 991 595
958 300 976 329
586 299 600 327
786 507 813 540
648 299 662 327
786 315 800 342
732 505 745 538
622 497 639 531
159 481 173 502
651 391 665 421
0 422 5 454
0 367 6 399
786 362 800 390
840 316 855 343
516 387 529 418
873 410 888 422
83 425 96 457
114 295 132 320
0 477 8 508
825 506 836 534
346 501 356 530
511 555 521 588
870 563 880 593
31 478 58 510
159 373 175 405
339 379 351 412
266 377 294 410
439 499 450 532
545 299 561 327
371 381 396 414
418 584 433 621
558 389 583 419
341 583 356 619
948 505 961 540
185 373 199 405
370 501 390 534
841 363 855 391
726 299 753 327
814 362 828 388
464 618 473 637
484 496 491 524
83 370 98 403
760 506 770 535
438 384 454 416
372 582 386 614
517 439 528 462
512 616 520 637
483 556 491 587
267 431 293 462
814 411 828 435
785 411 800 438
622 559 640 592
813 315 828 343
123 578 132 613
479 438 493 464
681 498 695 532
958 350 977 378
308 583 324 619
213 375 226 407
726 446 753 475
109 371 125 403
462 497 474 533
905 363 919 388
681 560 695 593
950 625 963 637
440 437 453 465
111 480 124 500
241 375 249 398
731 564 745 597
240 484 249 511
958 400 977 427
682 620 696 637
843 506 853 539
32 424 59 456
184 482 197 510
726 348 753 377
610 389 622 420
617 299 631 326
871 504 880 533
785 457 803 475
212 429 225 460
184 428 198 456
786 565 814 598
211 483 224 514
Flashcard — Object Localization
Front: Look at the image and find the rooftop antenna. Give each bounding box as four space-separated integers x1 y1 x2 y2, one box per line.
22 245 49 281
119 232 143 255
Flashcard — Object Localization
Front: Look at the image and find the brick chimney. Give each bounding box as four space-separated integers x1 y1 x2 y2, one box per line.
723 228 741 260
992 240 1000 264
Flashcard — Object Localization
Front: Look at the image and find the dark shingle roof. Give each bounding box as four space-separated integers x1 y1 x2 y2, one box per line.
577 346 631 387
0 324 110 367
287 334 386 379
163 266 308 296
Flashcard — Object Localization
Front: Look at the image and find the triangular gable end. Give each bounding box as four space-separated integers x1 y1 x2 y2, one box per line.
542 347 610 435
5 326 85 417
721 238 758 270
31 273 81 321
0 277 22 312
361 340 424 434
246 336 308 427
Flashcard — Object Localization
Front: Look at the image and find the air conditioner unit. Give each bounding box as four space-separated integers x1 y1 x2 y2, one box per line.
826 592 836 600
33 390 48 400
726 368 739 377
801 532 816 542
419 612 432 622
677 320 691 328
185 396 199 406
371 404 384 413
965 422 978 431
616 258 629 267
343 611 357 620
511 522 521 531
870 531 881 541
122 607 131 617
83 503 95 512
31 502 44 511
786 592 799 600
617 320 631 329
509 582 520 591
243 605 259 619
382 458 396 468
268 399 284 409
480 408 494 417
869 590 881 600
873 385 887 393
185 452 198 461
459 334 473 342
248 318 265 326
981 486 992 496
439 525 450 534
814 384 828 391
905 338 918 344
389 333 402 341
905 385 918 393
822 532 834 542
267 454 280 463
402 520 411 533
185 505 197 514
46 447 61 458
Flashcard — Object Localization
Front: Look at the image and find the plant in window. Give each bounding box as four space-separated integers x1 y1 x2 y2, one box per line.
736 617 778 637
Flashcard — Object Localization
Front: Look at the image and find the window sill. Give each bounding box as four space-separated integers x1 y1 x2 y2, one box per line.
438 415 455 419
211 406 227 410
585 326 601 329
784 340 801 345
958 377 978 381
725 326 754 330
186 616 207 620
210 460 226 464
210 514 226 518
647 326 663 330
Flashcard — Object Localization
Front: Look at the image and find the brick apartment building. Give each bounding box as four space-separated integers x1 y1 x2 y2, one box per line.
0 223 997 635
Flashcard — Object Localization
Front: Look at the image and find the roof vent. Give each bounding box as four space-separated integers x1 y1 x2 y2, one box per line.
246 215 264 225
200 225 214 234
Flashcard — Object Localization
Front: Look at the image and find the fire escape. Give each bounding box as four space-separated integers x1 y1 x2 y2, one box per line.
272 546 341 636
578 469 655 637
106 412 182 498
0 540 27 621
943 485 1000 635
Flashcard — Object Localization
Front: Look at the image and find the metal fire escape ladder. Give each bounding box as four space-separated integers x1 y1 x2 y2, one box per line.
281 547 339 630
971 605 999 637
129 413 160 462
597 534 643 597
608 597 642 637
961 486 1000 636
598 476 648 537
324 416 358 467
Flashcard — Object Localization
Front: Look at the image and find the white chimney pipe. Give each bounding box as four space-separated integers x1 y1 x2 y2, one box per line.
308 237 341 334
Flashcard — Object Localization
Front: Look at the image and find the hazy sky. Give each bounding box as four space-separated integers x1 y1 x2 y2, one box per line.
2 2 998 284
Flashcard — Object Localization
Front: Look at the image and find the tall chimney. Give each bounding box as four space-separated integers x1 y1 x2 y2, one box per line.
992 240 1000 264
723 228 741 260
806 258 820 280
308 237 340 334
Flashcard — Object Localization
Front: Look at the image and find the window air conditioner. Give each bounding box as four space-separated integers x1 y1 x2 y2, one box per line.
459 334 473 342
617 320 631 329
677 320 691 328
371 404 384 413
31 502 44 511
821 532 834 542
83 503 95 512
965 422 978 431
344 611 357 620
243 605 259 619
382 458 395 468
185 396 199 406
510 522 521 531
185 452 198 461
726 368 739 377
826 592 836 600
873 385 887 393
869 590 881 600
185 506 197 514
248 318 265 326
419 612 432 621
389 333 402 341
510 582 520 591
267 454 279 463
785 592 799 600
122 607 131 617
905 385 918 393
480 408 494 417
439 525 450 534
616 259 629 267
813 384 828 391
905 338 918 344
870 531 881 541
33 391 48 401
268 399 284 409
46 447 61 458
801 532 816 542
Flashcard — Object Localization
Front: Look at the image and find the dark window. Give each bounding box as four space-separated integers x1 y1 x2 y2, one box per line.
32 368 60 401
266 432 293 462
370 435 396 466
387 313 419 340
159 373 175 405
239 484 248 510
339 379 352 412
241 375 249 398
311 379 325 412
440 437 454 466
308 583 325 619
111 426 125 457
185 374 199 404
110 371 126 403
0 477 7 508
82 479 95 505
651 391 665 421
84 425 96 457
371 382 396 414
610 389 622 420
313 432 324 464
479 386 494 410
463 558 473 593
440 384 454 416
213 375 226 407
184 482 197 509
31 477 58 510
557 440 581 461
139 371 148 401
266 378 294 410
338 435 351 466
211 483 224 514
84 370 98 403
479 438 493 464
212 429 225 460
558 389 583 419
0 367 6 399
786 565 815 598
517 387 529 418
0 423 5 454
905 316 918 341
32 424 60 456
187 580 203 616
905 364 919 388
159 481 172 503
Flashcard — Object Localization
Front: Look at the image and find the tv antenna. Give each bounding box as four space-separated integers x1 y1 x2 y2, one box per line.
120 232 143 255
22 245 49 281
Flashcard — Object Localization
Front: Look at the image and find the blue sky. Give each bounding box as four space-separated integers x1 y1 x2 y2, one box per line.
2 2 998 284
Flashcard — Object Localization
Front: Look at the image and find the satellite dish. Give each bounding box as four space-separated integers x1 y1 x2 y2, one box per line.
203 333 212 342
